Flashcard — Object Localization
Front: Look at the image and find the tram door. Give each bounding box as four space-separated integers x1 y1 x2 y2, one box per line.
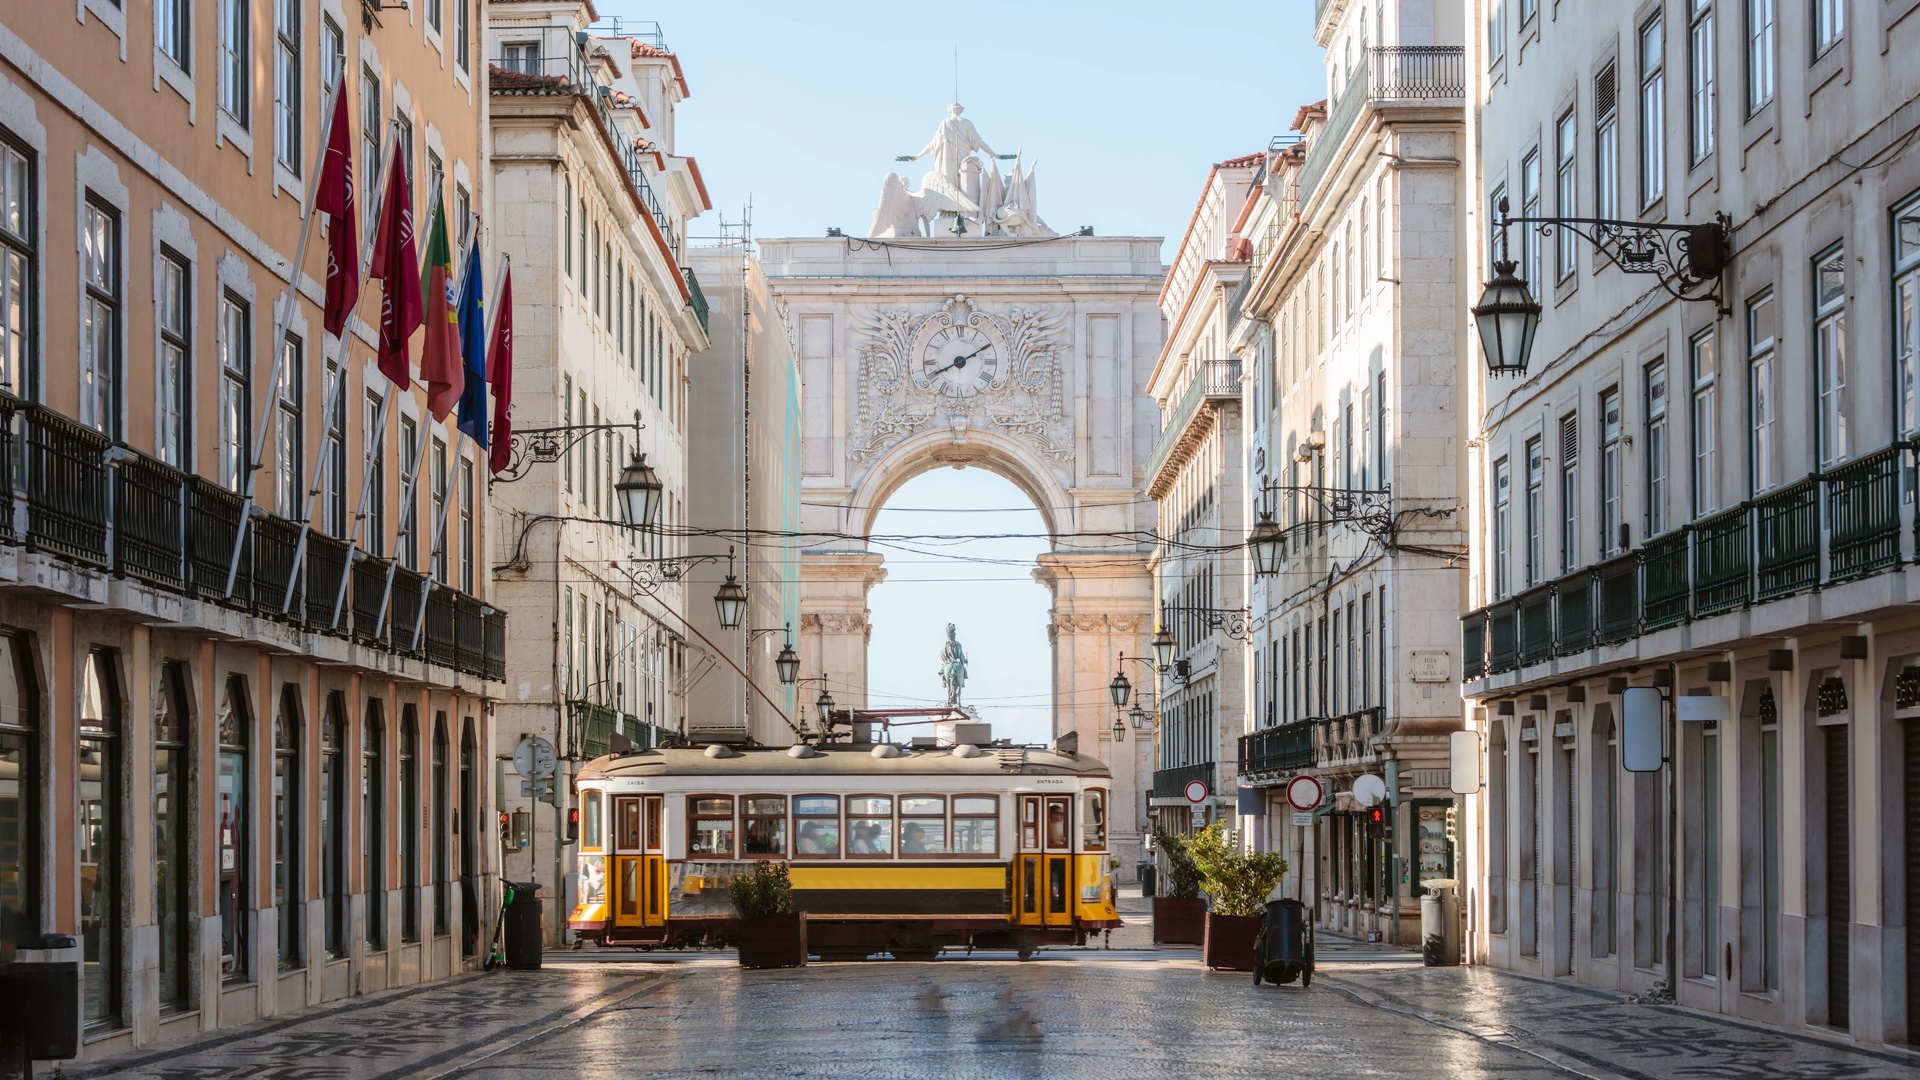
1015 796 1074 927
612 796 665 929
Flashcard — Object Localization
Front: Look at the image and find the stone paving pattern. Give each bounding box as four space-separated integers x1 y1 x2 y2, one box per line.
63 893 1920 1080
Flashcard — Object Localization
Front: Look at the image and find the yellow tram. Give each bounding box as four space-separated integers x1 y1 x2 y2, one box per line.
567 739 1122 959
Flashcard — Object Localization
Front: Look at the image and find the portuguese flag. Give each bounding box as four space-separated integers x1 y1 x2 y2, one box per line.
419 196 464 421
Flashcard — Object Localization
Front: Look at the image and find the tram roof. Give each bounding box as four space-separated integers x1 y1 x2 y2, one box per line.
577 743 1112 780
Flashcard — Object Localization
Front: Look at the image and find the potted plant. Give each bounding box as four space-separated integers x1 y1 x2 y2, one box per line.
728 860 806 969
1187 822 1289 972
1151 830 1207 945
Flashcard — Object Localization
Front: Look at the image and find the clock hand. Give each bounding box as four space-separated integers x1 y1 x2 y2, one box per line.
926 346 991 379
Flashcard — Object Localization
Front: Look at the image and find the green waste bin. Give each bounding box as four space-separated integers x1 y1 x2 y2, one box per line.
504 882 544 970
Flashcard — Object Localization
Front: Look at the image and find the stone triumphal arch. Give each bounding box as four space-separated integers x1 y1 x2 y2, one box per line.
758 109 1166 861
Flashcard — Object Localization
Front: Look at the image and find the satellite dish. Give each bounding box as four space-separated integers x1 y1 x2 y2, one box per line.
1352 773 1388 807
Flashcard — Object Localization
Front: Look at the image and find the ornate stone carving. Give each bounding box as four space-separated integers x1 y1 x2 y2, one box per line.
849 294 1067 469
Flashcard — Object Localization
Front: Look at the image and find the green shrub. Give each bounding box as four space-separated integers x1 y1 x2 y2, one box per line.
727 860 793 918
1152 829 1203 899
1185 821 1289 917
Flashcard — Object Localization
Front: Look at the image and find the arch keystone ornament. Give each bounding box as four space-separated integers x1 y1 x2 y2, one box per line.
761 112 1164 864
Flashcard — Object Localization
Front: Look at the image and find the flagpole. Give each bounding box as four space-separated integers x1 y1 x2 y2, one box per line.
375 212 480 640
221 69 347 598
283 117 403 615
330 119 408 630
412 425 469 652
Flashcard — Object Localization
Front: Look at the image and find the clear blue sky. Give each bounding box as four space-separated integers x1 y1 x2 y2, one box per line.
603 0 1325 252
596 1 1325 744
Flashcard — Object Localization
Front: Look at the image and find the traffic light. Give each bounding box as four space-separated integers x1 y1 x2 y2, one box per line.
1385 760 1413 807
565 806 581 844
1368 806 1384 826
1443 804 1459 844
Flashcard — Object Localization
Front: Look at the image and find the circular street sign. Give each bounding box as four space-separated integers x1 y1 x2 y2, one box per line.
1285 774 1325 813
1352 773 1388 807
513 736 558 780
1183 779 1208 805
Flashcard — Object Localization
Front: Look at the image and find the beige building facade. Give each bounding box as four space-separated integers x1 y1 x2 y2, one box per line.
0 0 504 1059
1462 0 1920 1050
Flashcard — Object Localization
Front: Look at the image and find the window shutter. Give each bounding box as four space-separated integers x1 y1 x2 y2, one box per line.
1561 413 1580 462
1596 62 1618 122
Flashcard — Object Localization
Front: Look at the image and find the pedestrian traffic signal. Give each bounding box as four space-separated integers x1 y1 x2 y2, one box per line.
565 806 580 844
1368 806 1384 826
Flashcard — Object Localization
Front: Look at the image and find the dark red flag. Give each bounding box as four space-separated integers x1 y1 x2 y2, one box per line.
368 150 421 387
487 269 515 476
317 86 358 338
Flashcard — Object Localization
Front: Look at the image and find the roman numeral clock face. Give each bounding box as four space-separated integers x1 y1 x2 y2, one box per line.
920 326 999 399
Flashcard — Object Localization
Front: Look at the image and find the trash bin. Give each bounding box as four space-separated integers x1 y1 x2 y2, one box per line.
503 882 544 970
1421 879 1461 966
1252 898 1314 987
1138 860 1156 898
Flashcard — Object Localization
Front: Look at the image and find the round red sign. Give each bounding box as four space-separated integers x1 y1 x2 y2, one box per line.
1183 779 1208 804
1285 774 1325 813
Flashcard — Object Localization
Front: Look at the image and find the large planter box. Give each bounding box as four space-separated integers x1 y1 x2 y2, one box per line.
737 912 807 969
1152 897 1207 945
1203 913 1261 971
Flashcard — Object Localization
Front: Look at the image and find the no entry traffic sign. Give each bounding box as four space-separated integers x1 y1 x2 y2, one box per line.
1184 779 1208 804
1285 774 1325 813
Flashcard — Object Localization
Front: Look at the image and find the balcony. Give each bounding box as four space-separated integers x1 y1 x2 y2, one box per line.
1147 358 1241 494
1297 47 1466 205
1313 706 1384 769
1152 761 1215 802
683 266 709 333
1462 441 1919 685
1239 723 1313 781
568 698 669 760
0 393 505 682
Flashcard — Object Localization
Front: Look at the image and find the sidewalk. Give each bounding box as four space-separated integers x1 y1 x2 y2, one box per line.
1313 948 1920 1080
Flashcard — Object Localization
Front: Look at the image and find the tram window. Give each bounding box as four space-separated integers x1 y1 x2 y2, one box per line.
743 796 786 856
581 790 604 852
794 795 840 857
1022 799 1040 849
847 796 892 856
1045 799 1070 849
687 796 734 858
952 796 998 856
900 795 946 855
1082 789 1107 851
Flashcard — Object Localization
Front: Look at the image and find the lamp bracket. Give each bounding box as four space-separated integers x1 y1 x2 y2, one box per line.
614 551 727 597
492 419 647 483
1158 604 1254 642
1259 482 1394 538
1499 208 1732 314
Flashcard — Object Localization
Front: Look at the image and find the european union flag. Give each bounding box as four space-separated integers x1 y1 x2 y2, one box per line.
455 241 488 447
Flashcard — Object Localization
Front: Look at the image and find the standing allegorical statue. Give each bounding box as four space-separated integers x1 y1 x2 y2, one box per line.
868 104 1055 239
938 623 968 707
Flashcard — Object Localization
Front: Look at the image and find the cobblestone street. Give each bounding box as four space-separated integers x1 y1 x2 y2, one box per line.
63 903 1920 1080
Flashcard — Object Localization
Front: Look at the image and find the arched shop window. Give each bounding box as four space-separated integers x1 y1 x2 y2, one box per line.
322 692 347 958
155 661 193 1013
364 700 385 948
80 649 123 1030
0 633 40 957
217 675 252 984
274 685 303 971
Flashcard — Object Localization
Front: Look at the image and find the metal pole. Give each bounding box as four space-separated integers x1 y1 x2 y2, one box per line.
279 361 347 613
222 71 347 597
411 426 467 652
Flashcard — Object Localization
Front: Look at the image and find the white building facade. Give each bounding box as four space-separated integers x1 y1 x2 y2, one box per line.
1463 0 1920 1048
484 5 709 933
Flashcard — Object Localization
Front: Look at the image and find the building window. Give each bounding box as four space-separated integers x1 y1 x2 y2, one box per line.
274 0 300 174
1691 329 1718 516
363 702 384 947
1595 63 1620 221
216 676 251 983
0 137 33 399
455 0 470 70
432 715 449 935
459 458 474 592
321 14 342 88
400 707 419 942
364 392 384 555
81 199 121 437
426 0 440 33
220 0 250 126
395 114 414 215
219 293 250 490
275 334 301 514
1748 290 1776 493
1646 361 1669 535
1895 196 1920 435
1747 0 1775 112
154 661 192 1013
323 359 347 536
1492 457 1512 599
158 250 191 468
1358 200 1371 303
1525 436 1545 586
1591 711 1619 956
1599 388 1624 556
562 176 572 278
1555 110 1577 280
321 694 346 958
1488 0 1505 63
431 437 449 585
159 0 191 70
1689 0 1716 163
1518 150 1541 291
1702 721 1720 976
360 67 381 220
1560 413 1580 572
399 416 418 569
1814 245 1848 466
274 685 302 971
79 650 123 1030
1640 16 1666 206
1814 0 1844 55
